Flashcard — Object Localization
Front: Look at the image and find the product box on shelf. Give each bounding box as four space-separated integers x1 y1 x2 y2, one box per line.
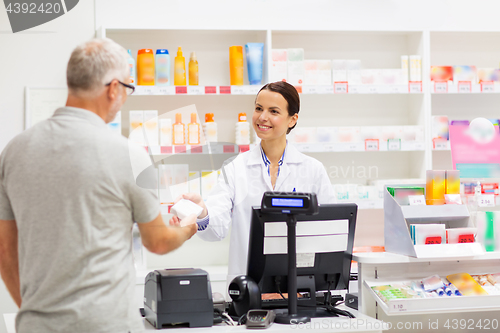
270 49 287 83
287 48 304 86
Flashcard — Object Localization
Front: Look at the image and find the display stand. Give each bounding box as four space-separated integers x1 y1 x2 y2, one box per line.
384 185 484 258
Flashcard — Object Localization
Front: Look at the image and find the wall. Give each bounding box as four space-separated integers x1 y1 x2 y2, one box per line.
0 1 96 331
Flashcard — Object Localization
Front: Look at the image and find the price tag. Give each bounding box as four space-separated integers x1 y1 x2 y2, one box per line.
174 145 187 154
434 81 448 93
158 87 169 95
303 86 318 94
190 145 203 153
175 86 187 94
458 234 475 243
425 236 442 245
433 140 448 150
387 139 401 151
458 81 471 93
408 195 426 206
187 86 203 95
223 145 235 153
334 82 348 94
299 144 312 152
365 139 379 151
318 86 334 94
239 145 250 152
368 86 378 94
391 302 407 313
142 86 154 95
205 86 217 94
160 146 172 154
232 86 246 95
481 81 495 93
323 144 335 152
478 195 495 207
409 81 422 93
219 86 231 94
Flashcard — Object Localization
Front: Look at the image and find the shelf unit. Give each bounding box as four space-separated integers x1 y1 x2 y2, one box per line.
100 28 430 188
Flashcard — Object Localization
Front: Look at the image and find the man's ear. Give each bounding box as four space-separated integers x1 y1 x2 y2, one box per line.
106 80 119 100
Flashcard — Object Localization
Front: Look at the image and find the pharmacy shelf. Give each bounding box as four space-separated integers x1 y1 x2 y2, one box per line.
364 279 500 316
133 84 422 96
146 142 425 155
431 82 500 94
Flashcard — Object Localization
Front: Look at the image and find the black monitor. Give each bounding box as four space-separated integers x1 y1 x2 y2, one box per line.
247 204 357 311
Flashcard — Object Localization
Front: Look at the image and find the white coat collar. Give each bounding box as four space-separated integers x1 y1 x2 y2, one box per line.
247 141 303 166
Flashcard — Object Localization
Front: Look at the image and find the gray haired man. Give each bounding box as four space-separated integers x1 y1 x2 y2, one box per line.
0 38 197 333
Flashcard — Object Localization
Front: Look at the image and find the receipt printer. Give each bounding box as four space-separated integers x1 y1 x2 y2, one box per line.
144 268 213 328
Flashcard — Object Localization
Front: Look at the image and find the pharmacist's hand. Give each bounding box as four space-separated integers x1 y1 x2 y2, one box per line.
174 193 208 218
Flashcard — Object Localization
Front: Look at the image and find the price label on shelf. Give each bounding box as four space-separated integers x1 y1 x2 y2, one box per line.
299 144 312 152
434 81 448 93
409 81 422 93
481 81 495 93
158 87 174 95
205 86 217 94
408 195 426 206
365 139 379 151
318 86 334 94
458 81 471 93
223 145 235 153
303 86 318 94
458 234 475 243
190 145 203 153
433 140 448 150
390 302 407 313
478 195 495 207
219 86 231 94
368 86 378 94
175 86 187 94
334 82 348 94
387 139 401 151
187 86 204 95
232 86 246 95
425 236 442 245
323 144 335 152
142 86 154 95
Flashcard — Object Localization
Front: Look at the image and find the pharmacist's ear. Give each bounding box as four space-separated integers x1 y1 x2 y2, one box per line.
288 113 298 129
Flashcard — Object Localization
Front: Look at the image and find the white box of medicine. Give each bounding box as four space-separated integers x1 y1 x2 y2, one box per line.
316 127 338 143
271 49 288 83
129 110 144 146
317 60 332 85
144 110 159 147
287 48 305 85
160 118 172 146
401 55 409 83
409 55 422 82
304 60 318 85
170 199 203 223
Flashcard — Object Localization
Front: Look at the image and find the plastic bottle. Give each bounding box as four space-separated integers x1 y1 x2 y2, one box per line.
155 49 170 86
137 49 155 86
127 50 136 85
203 113 218 143
174 47 186 86
188 52 199 86
229 46 244 85
235 113 250 145
173 113 185 145
188 113 200 145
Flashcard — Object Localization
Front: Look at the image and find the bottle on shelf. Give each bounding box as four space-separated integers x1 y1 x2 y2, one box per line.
188 113 200 145
188 52 199 86
127 50 136 86
160 119 172 146
155 49 170 86
229 46 244 85
203 113 218 143
173 113 185 145
174 47 186 86
235 113 250 145
137 49 155 86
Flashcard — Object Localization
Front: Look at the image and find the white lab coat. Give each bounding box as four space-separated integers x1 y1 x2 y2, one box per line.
198 143 335 284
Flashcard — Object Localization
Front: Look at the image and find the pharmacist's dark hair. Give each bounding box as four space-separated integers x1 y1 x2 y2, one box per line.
257 81 300 134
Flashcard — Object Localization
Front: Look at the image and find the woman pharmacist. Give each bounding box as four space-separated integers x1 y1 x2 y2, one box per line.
171 81 335 283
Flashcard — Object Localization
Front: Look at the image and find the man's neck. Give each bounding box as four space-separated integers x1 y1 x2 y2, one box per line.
66 94 107 122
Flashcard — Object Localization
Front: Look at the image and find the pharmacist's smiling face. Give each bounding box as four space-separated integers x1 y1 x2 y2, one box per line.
253 89 297 141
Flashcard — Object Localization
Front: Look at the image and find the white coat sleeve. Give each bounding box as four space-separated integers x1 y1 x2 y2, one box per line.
314 161 336 204
197 162 235 241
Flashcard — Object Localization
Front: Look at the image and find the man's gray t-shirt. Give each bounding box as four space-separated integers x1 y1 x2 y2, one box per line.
0 107 159 333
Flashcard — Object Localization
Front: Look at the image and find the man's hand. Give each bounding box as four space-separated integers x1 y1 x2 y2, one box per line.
0 219 21 308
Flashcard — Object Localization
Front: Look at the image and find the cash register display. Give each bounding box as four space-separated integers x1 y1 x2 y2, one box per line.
271 198 304 208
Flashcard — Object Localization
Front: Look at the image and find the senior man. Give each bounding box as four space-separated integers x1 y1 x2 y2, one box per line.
0 38 197 333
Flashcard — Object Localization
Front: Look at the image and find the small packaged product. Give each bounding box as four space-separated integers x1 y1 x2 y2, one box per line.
447 273 488 296
422 275 445 292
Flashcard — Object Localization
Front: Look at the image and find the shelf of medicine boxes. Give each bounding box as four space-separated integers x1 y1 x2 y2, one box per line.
145 141 425 156
133 83 422 96
354 251 500 316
